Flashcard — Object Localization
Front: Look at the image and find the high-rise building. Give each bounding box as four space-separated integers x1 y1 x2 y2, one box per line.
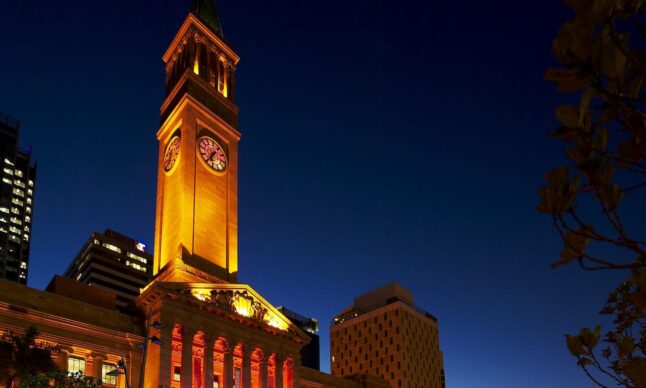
0 112 36 285
63 229 153 312
330 284 445 388
278 306 321 370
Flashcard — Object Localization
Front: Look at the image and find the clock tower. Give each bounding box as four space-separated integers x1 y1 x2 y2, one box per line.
153 0 240 283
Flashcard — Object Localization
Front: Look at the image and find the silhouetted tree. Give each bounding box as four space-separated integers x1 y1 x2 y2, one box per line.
540 0 646 386
18 371 101 388
0 326 57 388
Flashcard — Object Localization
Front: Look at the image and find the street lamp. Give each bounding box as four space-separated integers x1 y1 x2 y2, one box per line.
105 356 131 388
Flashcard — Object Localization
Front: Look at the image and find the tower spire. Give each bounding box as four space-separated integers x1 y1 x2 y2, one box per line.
190 0 224 38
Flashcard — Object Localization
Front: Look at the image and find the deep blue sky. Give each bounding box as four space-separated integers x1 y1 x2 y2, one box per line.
0 1 640 387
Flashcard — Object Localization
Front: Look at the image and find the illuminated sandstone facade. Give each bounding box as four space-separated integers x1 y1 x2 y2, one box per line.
0 1 394 388
331 284 445 388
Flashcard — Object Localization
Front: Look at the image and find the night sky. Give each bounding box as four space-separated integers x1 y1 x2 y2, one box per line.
0 1 641 387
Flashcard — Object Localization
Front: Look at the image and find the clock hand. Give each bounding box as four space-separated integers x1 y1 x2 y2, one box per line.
206 150 217 162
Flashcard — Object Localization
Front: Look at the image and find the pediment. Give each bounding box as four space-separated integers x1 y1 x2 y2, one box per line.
153 282 308 340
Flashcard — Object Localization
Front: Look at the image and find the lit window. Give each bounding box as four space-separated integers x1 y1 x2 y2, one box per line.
11 207 19 215
2 178 11 185
10 217 21 225
218 59 228 97
11 198 23 206
0 218 5 224
9 226 21 235
23 234 29 241
67 357 86 375
27 189 32 196
12 188 23 197
25 207 31 214
13 180 24 188
173 365 181 381
102 363 117 385
0 228 7 233
3 168 13 175
20 262 26 269
26 198 31 205
28 180 33 187
0 207 8 214
24 225 30 232
76 272 82 281
24 216 30 223
102 243 121 253
14 170 22 177
4 159 13 166
127 252 147 264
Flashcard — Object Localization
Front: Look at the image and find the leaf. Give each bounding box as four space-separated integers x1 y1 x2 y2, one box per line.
617 336 635 357
538 167 580 215
555 105 579 128
595 128 608 151
601 43 627 80
545 68 592 93
566 335 586 356
557 228 590 266
624 359 646 387
596 183 623 210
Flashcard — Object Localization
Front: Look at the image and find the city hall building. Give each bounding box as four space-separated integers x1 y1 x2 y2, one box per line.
0 1 442 387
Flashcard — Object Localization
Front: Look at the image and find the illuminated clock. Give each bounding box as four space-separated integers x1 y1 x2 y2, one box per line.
163 136 181 172
198 136 227 172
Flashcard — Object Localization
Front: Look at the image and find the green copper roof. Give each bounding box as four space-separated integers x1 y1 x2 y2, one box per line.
190 0 224 38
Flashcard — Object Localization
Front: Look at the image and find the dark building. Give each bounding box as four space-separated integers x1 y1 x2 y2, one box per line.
278 306 321 370
0 112 36 285
63 229 152 312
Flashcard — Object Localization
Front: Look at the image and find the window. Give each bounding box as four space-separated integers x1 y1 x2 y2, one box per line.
173 365 181 381
11 198 23 206
0 207 8 214
102 363 117 385
127 252 147 264
213 376 220 388
4 159 13 166
3 168 13 175
14 170 22 177
68 357 86 375
102 243 121 253
2 178 11 185
28 180 33 186
13 180 24 188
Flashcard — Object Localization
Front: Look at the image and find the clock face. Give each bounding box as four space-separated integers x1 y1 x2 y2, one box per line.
163 136 181 172
198 136 227 172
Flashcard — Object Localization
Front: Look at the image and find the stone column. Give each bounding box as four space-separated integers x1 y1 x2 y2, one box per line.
291 358 300 388
274 355 283 388
259 352 268 388
181 327 194 388
204 334 215 388
156 322 174 388
223 342 234 388
242 345 252 388
90 353 104 379
56 348 70 371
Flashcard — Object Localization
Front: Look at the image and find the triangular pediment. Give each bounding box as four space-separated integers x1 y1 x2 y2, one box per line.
150 282 308 341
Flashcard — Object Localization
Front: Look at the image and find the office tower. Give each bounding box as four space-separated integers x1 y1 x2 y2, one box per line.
63 229 152 311
0 112 36 285
278 306 321 370
331 284 445 388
